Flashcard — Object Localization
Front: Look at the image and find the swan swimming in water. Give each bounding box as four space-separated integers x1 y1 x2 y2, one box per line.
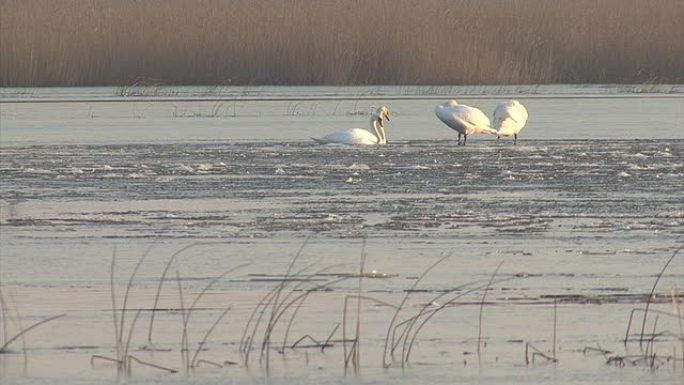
434 100 497 146
313 106 390 145
493 100 528 144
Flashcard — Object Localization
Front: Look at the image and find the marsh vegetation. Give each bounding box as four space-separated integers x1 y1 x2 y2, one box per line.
1 0 682 86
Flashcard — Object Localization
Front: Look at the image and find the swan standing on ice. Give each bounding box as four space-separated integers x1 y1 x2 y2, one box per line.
434 100 497 146
493 100 528 144
313 106 391 145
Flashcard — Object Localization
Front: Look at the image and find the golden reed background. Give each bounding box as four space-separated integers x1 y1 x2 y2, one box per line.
1 0 682 86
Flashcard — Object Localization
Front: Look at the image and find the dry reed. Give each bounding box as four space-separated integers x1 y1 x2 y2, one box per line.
148 243 206 345
382 253 451 367
0 312 65 353
1 0 682 86
239 238 355 370
95 248 177 375
279 264 348 354
400 276 518 365
638 244 683 348
180 263 248 370
525 342 557 364
675 288 684 369
477 261 503 357
624 308 682 345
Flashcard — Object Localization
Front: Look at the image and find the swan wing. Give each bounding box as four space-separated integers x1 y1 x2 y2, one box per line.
314 128 378 145
494 100 528 126
457 105 492 128
453 105 496 135
435 105 467 133
510 101 529 125
436 104 495 135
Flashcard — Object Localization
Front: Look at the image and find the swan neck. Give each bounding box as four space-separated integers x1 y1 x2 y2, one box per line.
372 119 386 144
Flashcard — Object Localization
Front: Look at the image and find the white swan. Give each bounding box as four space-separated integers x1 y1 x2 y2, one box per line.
493 100 528 144
434 100 497 146
313 106 390 145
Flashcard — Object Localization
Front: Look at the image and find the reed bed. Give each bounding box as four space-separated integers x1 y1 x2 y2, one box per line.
1 0 682 86
3 241 683 379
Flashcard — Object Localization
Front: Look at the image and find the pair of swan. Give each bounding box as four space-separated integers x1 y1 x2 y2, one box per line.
313 101 527 146
435 99 528 145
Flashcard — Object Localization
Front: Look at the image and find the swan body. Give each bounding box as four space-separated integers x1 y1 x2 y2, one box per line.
313 106 390 145
434 100 497 145
493 100 528 144
313 128 382 145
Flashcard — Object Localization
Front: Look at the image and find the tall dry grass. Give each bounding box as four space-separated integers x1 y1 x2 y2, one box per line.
1 0 682 86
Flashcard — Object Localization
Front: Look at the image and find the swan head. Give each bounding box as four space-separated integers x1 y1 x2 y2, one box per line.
375 106 390 125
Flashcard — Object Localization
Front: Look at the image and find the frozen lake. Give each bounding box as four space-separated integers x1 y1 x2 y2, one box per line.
0 86 683 384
